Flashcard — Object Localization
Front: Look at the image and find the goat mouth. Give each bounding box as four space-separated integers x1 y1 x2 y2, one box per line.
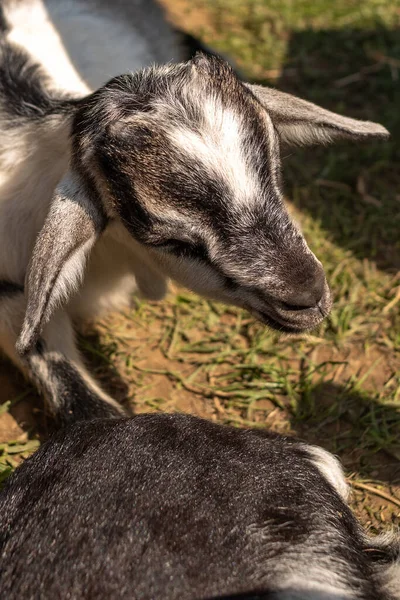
248 283 332 333
250 308 325 334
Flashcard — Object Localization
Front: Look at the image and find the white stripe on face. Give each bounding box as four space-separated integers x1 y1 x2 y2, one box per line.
168 97 263 207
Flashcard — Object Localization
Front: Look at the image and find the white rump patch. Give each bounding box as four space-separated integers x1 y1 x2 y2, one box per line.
305 445 349 501
168 97 262 206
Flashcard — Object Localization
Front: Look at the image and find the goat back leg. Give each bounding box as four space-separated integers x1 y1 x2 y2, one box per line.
0 283 126 425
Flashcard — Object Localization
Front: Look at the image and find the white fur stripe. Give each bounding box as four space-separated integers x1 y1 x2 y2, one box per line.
168 98 261 206
4 0 90 94
305 445 349 501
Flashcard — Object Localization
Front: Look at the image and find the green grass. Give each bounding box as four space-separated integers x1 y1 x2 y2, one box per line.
1 0 399 529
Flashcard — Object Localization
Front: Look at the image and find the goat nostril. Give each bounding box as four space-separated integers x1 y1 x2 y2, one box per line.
280 271 327 312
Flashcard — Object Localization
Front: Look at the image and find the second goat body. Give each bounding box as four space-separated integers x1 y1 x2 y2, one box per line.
0 413 399 600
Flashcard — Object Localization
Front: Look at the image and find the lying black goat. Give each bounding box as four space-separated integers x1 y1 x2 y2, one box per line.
0 413 398 599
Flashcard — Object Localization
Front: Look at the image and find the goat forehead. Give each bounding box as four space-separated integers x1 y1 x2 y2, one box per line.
165 93 279 208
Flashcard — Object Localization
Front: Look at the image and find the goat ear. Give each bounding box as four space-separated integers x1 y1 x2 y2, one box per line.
16 171 107 356
246 84 389 146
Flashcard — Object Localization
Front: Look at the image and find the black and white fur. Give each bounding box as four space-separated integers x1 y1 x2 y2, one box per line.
0 413 399 599
0 0 389 424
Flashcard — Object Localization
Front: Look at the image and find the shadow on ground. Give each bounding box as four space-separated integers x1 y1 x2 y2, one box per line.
270 27 400 273
290 380 400 486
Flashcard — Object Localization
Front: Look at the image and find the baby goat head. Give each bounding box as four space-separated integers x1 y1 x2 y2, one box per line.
17 54 389 354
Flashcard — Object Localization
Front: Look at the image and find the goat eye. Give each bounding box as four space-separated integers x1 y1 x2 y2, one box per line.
152 239 188 250
153 239 207 261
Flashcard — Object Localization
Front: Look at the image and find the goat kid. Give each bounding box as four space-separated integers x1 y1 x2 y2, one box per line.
0 413 399 599
0 0 389 423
